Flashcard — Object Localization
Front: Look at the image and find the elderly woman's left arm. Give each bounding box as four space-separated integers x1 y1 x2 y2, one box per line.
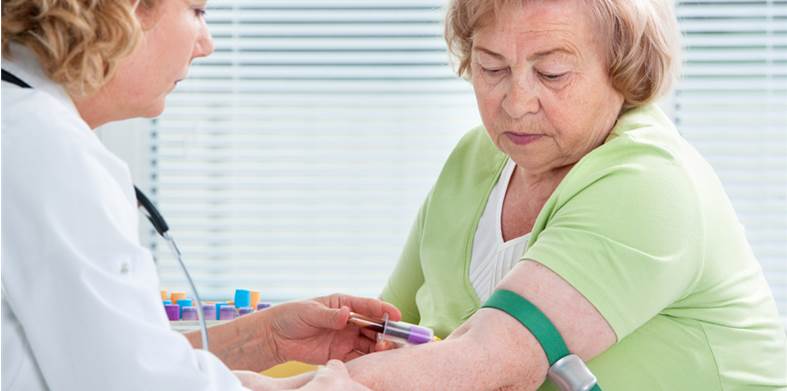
346 260 616 390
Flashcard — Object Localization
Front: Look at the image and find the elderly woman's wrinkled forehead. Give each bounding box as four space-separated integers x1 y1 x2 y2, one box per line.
470 0 602 57
473 1 600 36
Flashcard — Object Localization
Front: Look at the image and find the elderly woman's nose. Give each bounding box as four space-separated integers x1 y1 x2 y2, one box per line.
502 76 540 119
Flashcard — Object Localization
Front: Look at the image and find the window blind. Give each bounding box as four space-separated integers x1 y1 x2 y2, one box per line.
674 0 787 326
148 0 481 301
149 0 787 329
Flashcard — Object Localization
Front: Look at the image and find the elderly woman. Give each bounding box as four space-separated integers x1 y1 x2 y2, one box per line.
345 0 787 389
2 1 394 390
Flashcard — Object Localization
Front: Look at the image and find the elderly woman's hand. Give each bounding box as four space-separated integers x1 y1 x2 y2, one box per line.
264 294 401 365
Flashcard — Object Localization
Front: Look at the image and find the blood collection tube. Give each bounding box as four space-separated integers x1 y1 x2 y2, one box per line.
348 312 438 346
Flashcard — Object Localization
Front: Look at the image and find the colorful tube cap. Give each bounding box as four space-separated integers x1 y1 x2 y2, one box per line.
176 299 193 316
250 291 261 308
219 305 237 321
181 306 198 321
214 302 226 320
201 304 216 320
170 291 187 303
165 304 180 321
406 325 434 344
234 289 251 308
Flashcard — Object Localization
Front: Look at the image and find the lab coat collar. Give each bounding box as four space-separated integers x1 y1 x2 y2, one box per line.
2 42 81 116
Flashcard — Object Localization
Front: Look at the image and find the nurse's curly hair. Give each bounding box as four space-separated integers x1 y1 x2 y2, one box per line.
445 0 682 111
1 0 158 96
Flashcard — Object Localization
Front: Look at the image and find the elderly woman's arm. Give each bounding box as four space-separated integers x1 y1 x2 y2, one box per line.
346 261 616 390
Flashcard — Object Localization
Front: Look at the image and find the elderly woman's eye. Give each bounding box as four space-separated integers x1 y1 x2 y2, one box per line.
194 8 207 18
482 67 508 77
539 72 567 81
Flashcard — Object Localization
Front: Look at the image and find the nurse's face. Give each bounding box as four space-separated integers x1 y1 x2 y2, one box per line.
111 0 214 118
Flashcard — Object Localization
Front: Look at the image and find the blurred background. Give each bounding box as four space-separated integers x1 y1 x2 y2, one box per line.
98 0 787 328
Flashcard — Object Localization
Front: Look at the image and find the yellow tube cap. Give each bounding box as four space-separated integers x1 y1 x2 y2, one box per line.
170 291 187 303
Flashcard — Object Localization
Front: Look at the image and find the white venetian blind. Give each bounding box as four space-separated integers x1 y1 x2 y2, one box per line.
148 0 481 301
674 0 787 325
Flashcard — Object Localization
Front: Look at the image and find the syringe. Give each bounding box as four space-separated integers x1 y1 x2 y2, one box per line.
349 312 439 346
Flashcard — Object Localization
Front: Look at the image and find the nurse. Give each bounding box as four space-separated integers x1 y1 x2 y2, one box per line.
1 1 396 390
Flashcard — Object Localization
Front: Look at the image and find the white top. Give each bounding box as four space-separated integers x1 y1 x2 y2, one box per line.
1 45 246 391
469 159 531 303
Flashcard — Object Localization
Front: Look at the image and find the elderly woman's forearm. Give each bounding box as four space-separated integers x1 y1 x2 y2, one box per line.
346 332 543 390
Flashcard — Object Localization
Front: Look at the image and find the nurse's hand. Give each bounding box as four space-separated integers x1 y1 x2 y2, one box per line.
265 294 401 365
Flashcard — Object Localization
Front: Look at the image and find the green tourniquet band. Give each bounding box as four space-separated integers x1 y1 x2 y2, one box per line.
591 384 601 391
482 289 570 366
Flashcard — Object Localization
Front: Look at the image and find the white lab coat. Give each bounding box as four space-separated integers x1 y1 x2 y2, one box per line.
1 44 248 390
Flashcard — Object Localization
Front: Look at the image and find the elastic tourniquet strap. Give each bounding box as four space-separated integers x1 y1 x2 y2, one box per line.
483 290 602 391
482 289 570 366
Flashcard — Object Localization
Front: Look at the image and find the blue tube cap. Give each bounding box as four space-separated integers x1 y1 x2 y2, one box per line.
234 289 251 308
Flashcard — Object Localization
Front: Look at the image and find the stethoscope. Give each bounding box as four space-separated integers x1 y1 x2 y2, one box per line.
134 187 210 351
2 69 211 352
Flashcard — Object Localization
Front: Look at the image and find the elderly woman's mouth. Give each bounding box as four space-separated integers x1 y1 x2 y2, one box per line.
504 132 543 145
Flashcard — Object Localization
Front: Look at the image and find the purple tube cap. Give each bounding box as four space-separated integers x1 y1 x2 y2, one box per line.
181 306 198 321
201 305 216 318
406 325 434 344
256 303 271 311
219 306 237 320
165 304 180 321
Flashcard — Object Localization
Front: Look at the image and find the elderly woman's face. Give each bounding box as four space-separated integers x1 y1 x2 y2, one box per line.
111 0 214 118
470 0 624 175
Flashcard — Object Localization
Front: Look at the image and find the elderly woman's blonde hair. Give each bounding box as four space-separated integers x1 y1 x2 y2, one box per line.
445 0 681 110
2 0 158 96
